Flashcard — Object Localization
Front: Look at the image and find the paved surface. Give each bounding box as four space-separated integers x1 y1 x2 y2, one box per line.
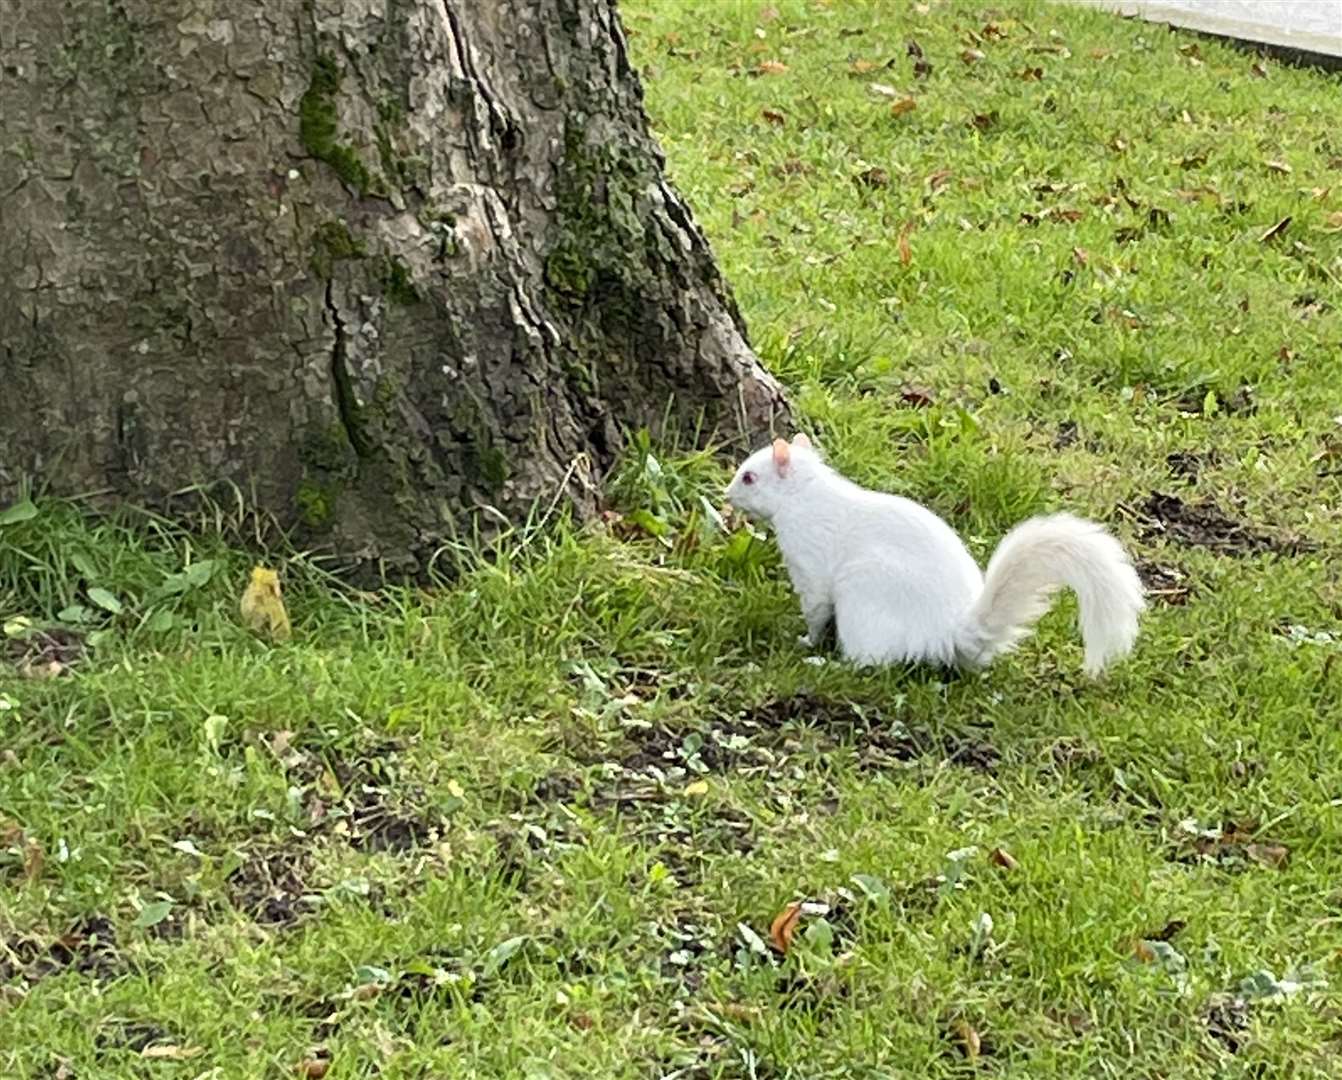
1077 0 1342 60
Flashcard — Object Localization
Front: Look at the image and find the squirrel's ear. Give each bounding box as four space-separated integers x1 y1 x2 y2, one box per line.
791 432 812 450
771 437 791 474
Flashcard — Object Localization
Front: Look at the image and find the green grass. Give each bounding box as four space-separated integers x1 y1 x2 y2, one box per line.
4 1 1342 1075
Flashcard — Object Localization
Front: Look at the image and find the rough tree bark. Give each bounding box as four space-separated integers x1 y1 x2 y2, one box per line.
0 0 787 567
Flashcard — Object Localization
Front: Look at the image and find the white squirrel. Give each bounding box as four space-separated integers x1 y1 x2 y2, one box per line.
725 434 1144 675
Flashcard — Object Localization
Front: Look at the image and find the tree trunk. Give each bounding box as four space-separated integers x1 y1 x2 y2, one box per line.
0 0 787 567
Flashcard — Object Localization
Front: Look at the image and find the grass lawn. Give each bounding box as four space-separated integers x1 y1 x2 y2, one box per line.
4 0 1342 1075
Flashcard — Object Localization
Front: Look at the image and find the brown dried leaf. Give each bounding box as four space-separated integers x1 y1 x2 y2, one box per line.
1132 939 1157 963
890 96 917 118
961 48 986 64
1090 48 1113 60
849 58 878 75
913 58 932 79
1246 843 1289 869
1259 216 1291 243
971 111 998 131
897 221 914 265
927 168 952 192
1016 66 1044 80
296 1058 331 1079
755 59 788 75
1324 211 1342 230
1250 60 1269 78
1072 246 1089 266
769 901 803 953
900 385 935 407
855 167 889 188
761 108 786 126
988 847 1019 871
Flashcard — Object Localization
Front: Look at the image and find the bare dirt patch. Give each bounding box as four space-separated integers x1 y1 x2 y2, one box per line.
0 914 124 985
1137 492 1313 556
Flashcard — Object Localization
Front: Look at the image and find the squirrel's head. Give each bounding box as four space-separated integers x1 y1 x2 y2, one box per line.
725 433 820 522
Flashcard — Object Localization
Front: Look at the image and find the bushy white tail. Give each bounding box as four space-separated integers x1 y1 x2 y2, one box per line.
955 513 1144 676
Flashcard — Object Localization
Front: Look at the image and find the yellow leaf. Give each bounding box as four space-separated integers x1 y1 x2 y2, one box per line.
239 566 291 642
890 97 917 118
447 779 466 799
683 779 709 797
756 59 788 75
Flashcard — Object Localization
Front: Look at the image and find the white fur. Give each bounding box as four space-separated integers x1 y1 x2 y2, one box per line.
725 438 1145 676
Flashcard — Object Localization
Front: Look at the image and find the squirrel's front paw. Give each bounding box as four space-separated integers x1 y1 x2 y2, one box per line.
797 633 815 649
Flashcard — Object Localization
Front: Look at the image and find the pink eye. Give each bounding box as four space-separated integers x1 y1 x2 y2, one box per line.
742 471 757 485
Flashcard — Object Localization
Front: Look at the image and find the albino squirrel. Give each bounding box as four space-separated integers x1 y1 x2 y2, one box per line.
725 434 1144 675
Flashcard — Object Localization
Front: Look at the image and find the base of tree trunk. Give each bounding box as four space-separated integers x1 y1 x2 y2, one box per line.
0 0 788 569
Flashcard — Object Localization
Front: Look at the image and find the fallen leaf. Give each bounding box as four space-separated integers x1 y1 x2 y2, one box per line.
1250 60 1268 78
141 1046 203 1061
906 39 924 58
761 107 786 126
952 1019 982 1060
868 81 897 97
988 847 1018 871
890 96 917 117
1072 246 1089 266
1246 843 1289 868
1258 216 1291 243
1133 939 1157 963
23 839 44 882
296 1058 331 1079
971 111 998 131
1264 159 1292 174
769 901 803 953
855 167 889 188
1324 211 1342 230
240 566 291 642
849 58 878 74
913 58 932 78
982 22 1007 40
755 59 788 75
961 48 985 64
900 385 935 407
1090 48 1113 60
683 779 709 797
927 168 952 192
897 221 914 265
759 5 780 21
1016 66 1044 80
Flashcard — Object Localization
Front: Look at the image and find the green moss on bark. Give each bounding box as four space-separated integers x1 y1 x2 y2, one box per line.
300 53 375 195
543 122 654 302
310 221 367 278
380 256 420 305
